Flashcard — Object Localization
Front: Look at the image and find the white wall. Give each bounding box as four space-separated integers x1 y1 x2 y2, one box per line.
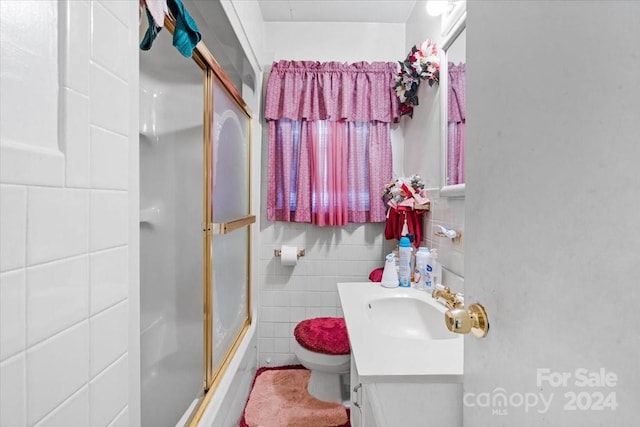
404 1 465 290
465 1 640 424
0 1 139 426
257 21 404 366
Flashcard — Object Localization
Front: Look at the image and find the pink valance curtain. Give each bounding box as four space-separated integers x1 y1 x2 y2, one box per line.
265 60 400 123
266 61 397 226
447 62 466 185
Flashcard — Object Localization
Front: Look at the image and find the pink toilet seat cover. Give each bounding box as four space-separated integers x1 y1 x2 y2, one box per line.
294 317 350 355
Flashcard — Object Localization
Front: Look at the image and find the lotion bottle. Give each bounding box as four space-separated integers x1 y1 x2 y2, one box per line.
414 247 430 290
430 248 442 287
423 249 434 292
381 253 399 288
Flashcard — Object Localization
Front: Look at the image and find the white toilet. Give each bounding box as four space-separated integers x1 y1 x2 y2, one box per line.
292 317 351 403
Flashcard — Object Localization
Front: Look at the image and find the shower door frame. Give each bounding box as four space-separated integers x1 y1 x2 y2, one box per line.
163 19 255 426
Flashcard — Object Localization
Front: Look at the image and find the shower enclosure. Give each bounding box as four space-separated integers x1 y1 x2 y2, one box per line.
139 22 254 426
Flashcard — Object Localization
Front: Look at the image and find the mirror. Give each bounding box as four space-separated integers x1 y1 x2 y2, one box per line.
440 16 466 197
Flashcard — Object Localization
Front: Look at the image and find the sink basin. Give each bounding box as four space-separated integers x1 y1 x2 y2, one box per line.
338 283 463 381
366 295 457 340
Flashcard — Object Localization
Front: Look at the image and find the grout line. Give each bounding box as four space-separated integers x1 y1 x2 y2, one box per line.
0 349 26 368
90 59 128 88
94 0 129 29
106 404 128 427
23 250 92 272
24 319 89 353
91 351 128 383
31 384 89 427
89 297 128 320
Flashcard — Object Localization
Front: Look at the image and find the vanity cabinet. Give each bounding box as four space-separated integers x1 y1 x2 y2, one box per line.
350 355 462 427
339 283 463 426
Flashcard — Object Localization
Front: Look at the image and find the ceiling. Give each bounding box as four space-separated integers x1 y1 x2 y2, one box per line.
257 0 418 23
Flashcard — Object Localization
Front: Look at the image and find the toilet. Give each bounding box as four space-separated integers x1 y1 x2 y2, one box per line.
293 317 351 403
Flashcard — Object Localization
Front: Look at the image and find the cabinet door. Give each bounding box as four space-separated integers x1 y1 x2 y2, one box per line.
361 386 379 427
350 358 363 427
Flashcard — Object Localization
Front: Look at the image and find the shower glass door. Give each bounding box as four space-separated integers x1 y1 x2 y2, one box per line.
139 29 205 427
139 11 254 425
208 75 252 383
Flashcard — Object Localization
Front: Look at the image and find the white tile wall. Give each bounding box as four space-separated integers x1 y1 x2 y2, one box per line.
90 127 129 190
423 189 465 293
90 301 128 377
0 354 26 426
0 184 27 271
0 269 26 359
26 322 90 425
90 65 130 137
27 255 89 345
90 246 129 314
26 187 90 265
89 354 128 427
91 1 129 81
107 408 129 427
90 190 128 251
0 1 137 425
258 218 393 366
33 387 89 427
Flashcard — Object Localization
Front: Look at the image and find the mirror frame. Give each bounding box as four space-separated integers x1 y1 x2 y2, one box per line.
439 11 467 198
441 0 467 37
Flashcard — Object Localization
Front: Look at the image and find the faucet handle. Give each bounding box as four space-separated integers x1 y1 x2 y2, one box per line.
432 286 463 309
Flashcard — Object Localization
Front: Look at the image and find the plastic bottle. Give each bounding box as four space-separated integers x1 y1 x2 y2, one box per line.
414 247 430 290
381 253 399 288
423 249 434 292
398 237 412 287
430 248 442 287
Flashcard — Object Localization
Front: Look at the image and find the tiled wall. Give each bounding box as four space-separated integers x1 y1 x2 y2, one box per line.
423 191 465 293
257 221 394 367
0 1 137 426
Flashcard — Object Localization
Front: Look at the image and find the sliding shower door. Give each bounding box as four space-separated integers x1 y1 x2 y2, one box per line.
139 29 204 427
139 14 254 426
209 76 252 379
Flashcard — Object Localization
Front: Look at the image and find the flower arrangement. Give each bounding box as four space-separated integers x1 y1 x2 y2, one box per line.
382 174 430 211
394 40 440 118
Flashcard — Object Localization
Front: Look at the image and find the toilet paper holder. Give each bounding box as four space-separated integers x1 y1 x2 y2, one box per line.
274 248 305 258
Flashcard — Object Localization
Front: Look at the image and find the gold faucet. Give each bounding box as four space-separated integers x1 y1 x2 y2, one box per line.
432 286 464 309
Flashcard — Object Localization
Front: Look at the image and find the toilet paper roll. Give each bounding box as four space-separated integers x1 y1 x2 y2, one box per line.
280 245 298 266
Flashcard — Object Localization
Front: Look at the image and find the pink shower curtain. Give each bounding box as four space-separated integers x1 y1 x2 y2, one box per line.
265 61 398 226
447 62 466 185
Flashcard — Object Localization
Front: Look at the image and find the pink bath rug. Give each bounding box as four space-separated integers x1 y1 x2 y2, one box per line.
239 365 350 427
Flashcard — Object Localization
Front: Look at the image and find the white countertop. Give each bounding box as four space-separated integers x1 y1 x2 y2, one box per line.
337 282 463 383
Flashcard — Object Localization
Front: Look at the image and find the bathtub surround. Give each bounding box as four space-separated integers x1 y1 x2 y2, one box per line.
0 0 140 425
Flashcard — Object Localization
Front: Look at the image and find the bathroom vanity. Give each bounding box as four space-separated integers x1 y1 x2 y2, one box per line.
337 283 463 426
